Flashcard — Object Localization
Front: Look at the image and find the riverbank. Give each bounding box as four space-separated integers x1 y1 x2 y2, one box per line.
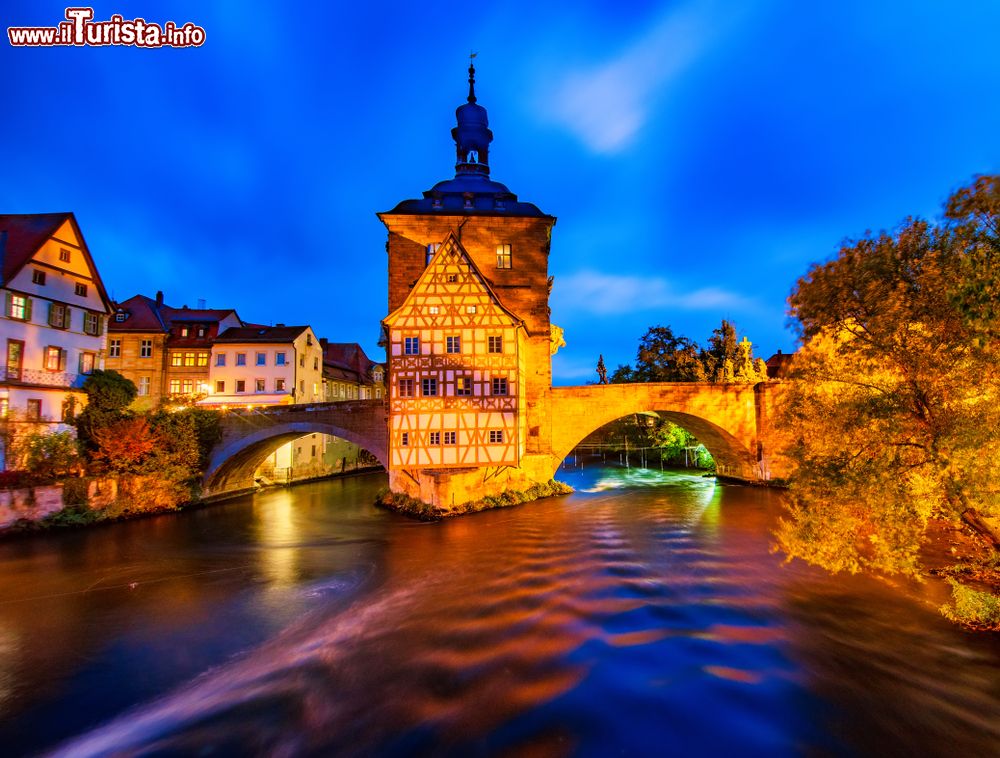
375 479 574 520
0 466 387 537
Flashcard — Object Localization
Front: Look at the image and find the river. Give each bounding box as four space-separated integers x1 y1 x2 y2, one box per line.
0 467 997 756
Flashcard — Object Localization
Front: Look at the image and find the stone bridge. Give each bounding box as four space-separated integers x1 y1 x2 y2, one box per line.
204 400 388 497
548 382 783 482
203 383 786 500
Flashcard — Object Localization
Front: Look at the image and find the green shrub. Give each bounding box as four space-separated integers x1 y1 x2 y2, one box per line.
940 579 1000 629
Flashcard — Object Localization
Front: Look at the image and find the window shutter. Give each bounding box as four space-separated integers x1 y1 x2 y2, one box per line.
25 298 32 322
97 315 105 336
4 292 10 318
48 302 57 326
65 307 71 330
59 348 66 371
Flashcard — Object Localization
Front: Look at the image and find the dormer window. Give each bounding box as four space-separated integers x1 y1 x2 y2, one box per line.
197 326 206 338
463 192 474 210
180 327 189 337
466 149 478 164
114 310 128 322
431 192 443 210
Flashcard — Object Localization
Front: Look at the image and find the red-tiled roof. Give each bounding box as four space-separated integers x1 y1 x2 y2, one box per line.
215 325 309 343
765 351 795 379
0 213 67 284
110 295 240 334
322 342 381 383
0 212 112 310
110 294 168 332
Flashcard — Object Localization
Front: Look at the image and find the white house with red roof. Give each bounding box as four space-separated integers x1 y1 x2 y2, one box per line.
0 213 113 465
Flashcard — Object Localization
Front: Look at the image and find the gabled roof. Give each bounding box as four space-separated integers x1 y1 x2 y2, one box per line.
382 231 524 329
110 294 169 332
322 342 381 384
214 325 310 344
110 295 241 334
0 212 112 310
161 306 239 323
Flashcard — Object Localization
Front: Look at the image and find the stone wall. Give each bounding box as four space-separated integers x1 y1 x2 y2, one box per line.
0 478 119 530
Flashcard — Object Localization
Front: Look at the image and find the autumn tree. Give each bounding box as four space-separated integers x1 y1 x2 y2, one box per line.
777 175 1000 580
90 417 160 473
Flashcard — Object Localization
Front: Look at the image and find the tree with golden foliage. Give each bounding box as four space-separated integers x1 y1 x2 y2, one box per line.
778 176 1000 583
90 416 160 473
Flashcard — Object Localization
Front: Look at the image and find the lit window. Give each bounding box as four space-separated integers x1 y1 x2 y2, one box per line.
398 378 414 397
466 305 477 314
169 379 181 395
492 377 508 396
26 399 41 421
171 353 183 367
276 378 286 391
236 353 246 366
183 352 196 367
181 379 193 394
0 398 7 417
444 431 456 445
455 376 472 396
429 431 441 445
404 337 419 355
428 305 440 315
48 303 68 329
489 430 504 444
496 244 512 269
44 346 62 371
140 339 152 358
216 380 225 393
32 269 45 285
8 294 28 320
216 353 226 367
236 380 246 393
75 283 88 297
109 339 121 358
425 243 440 266
83 312 101 335
421 377 437 396
401 432 409 446
138 377 150 396
79 352 95 375
276 352 286 366
59 248 70 262
197 326 205 338
197 352 209 367
180 327 189 337
256 352 266 366
446 336 461 354
488 335 503 353
255 378 266 392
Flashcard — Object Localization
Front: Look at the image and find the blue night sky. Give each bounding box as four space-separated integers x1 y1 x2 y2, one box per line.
3 1 998 383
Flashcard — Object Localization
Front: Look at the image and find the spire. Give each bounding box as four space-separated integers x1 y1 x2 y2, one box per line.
452 55 492 177
468 53 477 103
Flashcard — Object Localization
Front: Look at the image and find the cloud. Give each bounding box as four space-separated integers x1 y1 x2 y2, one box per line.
542 2 729 153
551 270 759 316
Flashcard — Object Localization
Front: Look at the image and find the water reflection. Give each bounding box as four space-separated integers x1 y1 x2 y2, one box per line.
0 468 995 756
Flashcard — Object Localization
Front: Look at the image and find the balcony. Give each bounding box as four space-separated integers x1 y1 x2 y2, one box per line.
0 366 85 389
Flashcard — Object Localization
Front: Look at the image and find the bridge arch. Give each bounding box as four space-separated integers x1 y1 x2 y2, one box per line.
205 421 388 496
548 383 762 481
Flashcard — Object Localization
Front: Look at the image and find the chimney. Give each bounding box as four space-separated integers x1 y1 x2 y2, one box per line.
197 298 206 309
155 291 164 306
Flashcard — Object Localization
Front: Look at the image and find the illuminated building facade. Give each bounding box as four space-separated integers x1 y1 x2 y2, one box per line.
0 213 112 464
199 325 324 407
107 292 242 408
379 65 560 505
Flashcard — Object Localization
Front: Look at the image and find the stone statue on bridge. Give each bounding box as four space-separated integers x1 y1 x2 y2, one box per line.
597 355 608 384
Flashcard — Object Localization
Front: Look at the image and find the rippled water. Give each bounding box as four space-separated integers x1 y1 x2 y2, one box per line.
0 468 997 756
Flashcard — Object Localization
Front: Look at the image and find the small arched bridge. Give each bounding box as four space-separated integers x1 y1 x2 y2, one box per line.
205 400 388 497
204 383 785 499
